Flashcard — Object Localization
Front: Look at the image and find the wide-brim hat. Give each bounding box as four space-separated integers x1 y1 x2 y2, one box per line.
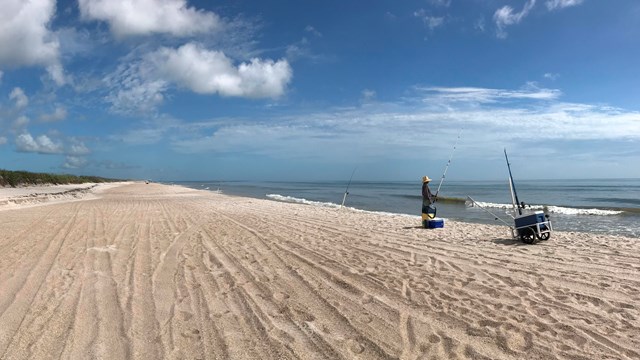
422 176 432 183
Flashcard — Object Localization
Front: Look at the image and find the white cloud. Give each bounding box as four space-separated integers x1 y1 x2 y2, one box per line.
104 59 168 114
12 115 30 130
286 41 311 62
111 127 170 145
494 0 536 38
426 16 445 30
166 85 640 172
544 73 560 81
68 142 91 156
385 12 398 21
305 25 322 37
15 132 64 154
13 132 90 157
0 0 65 85
39 106 68 122
62 156 88 169
362 89 376 101
107 43 292 112
546 0 584 11
414 10 445 30
78 0 222 38
429 0 452 7
0 136 7 145
417 84 561 104
149 43 292 97
475 17 486 32
46 63 68 86
285 37 329 63
9 87 29 109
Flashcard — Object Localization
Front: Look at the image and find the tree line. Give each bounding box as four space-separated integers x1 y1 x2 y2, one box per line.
0 169 121 187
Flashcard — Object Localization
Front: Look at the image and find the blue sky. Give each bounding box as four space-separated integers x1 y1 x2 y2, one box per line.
0 0 639 181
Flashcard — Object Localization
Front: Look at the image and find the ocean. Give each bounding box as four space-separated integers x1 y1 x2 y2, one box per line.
175 179 640 238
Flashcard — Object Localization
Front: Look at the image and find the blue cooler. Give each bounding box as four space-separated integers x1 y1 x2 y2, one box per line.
514 211 545 228
427 218 444 229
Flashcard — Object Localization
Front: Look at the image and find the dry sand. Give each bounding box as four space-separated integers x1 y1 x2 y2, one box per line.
0 182 638 359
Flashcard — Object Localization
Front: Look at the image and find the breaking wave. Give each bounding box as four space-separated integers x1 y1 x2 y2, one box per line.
466 201 624 216
266 194 340 208
266 194 420 219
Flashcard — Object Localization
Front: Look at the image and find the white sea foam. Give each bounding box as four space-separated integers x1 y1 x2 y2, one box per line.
469 201 623 216
266 194 340 208
544 206 623 216
266 194 421 219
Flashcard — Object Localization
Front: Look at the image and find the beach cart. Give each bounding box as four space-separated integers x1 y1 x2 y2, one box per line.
466 197 553 244
512 211 552 244
465 149 553 244
503 149 553 243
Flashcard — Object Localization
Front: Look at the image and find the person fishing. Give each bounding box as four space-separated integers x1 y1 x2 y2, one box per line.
422 176 435 205
421 176 436 226
422 128 463 228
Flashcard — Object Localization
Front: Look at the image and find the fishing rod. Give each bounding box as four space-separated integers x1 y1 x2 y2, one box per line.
466 196 514 227
504 148 523 215
340 167 357 208
434 128 463 200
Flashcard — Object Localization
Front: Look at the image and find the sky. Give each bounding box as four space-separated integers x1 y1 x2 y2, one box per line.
0 0 639 182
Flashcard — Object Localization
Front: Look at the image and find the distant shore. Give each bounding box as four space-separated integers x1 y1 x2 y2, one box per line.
0 182 638 359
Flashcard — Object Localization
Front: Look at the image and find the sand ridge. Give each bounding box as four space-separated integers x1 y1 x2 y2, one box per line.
0 182 130 210
0 183 638 359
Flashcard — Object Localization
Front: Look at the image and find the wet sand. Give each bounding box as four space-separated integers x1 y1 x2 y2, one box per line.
0 182 638 359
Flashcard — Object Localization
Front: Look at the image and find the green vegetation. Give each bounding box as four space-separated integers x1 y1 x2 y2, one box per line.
0 169 121 187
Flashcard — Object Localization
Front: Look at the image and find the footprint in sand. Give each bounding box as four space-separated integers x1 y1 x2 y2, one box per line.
498 325 533 353
533 307 550 317
273 292 290 302
346 339 365 354
296 310 316 322
360 294 373 304
181 329 202 341
360 313 373 324
180 311 194 321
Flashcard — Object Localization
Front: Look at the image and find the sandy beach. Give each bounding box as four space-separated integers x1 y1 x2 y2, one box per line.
0 182 638 359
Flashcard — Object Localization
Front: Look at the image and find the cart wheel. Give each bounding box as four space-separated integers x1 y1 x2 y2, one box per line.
520 227 536 244
537 232 550 241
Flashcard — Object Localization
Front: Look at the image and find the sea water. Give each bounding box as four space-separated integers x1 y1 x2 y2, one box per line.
175 179 640 238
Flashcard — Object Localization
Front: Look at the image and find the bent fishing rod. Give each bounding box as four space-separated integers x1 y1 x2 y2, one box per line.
340 167 357 208
434 128 463 201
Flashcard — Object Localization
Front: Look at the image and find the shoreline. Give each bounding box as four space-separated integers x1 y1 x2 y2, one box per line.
0 182 638 358
186 183 640 239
